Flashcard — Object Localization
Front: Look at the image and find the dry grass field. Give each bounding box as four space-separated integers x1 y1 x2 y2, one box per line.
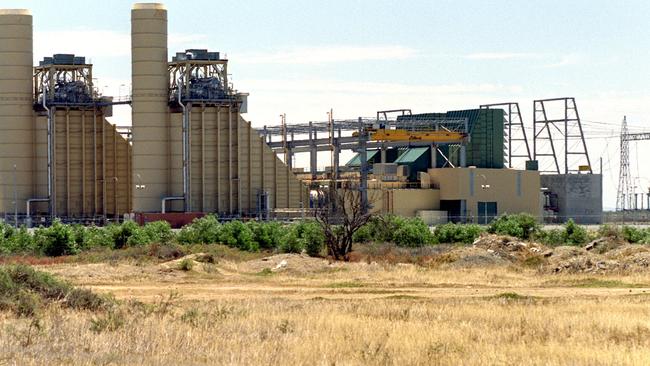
3 247 650 366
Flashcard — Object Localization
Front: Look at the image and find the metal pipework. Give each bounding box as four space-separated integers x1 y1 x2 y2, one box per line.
178 77 189 212
25 82 53 225
26 198 49 223
161 196 184 214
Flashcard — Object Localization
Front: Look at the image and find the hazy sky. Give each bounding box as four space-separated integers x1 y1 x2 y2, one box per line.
3 0 650 210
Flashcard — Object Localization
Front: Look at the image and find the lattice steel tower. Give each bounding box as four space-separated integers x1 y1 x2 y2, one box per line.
616 116 631 211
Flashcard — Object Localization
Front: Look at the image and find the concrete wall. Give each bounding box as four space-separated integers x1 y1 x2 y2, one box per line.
541 174 602 224
362 188 440 217
428 167 541 221
386 189 440 217
0 10 33 216
33 110 132 219
168 107 306 215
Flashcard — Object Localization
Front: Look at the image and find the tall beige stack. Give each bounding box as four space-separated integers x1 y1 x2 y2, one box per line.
0 9 33 216
131 3 169 212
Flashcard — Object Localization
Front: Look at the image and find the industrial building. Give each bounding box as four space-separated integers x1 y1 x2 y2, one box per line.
0 4 602 226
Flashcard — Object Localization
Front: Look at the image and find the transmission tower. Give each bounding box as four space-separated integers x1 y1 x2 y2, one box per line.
616 116 631 211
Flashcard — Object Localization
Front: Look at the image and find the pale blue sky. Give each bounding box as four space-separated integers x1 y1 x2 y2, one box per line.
3 0 650 209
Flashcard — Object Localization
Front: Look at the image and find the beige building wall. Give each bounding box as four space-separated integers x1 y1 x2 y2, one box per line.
131 3 169 212
0 10 33 215
33 110 132 219
168 106 305 215
369 189 440 217
428 167 541 219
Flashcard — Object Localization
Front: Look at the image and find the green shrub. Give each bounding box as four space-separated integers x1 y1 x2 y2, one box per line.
280 220 325 256
434 223 484 244
81 226 114 249
66 287 109 311
177 215 221 244
107 221 143 249
564 219 588 245
536 228 565 246
538 220 588 246
191 215 221 244
0 225 35 255
247 221 285 249
598 224 622 239
621 226 647 243
34 220 78 257
219 221 258 251
374 215 405 243
299 221 325 257
0 265 107 316
352 223 373 243
280 229 304 254
392 218 436 247
126 228 151 247
488 214 539 240
143 221 174 244
176 226 198 245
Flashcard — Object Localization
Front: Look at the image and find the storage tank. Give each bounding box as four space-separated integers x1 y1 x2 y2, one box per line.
131 3 169 212
0 9 33 216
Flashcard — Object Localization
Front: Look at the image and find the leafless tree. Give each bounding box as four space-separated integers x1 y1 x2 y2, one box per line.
314 186 373 261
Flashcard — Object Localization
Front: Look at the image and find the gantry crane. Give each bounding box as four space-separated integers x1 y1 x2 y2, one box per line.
354 127 467 143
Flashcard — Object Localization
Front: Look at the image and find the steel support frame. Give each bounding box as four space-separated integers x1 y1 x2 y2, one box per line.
533 97 592 174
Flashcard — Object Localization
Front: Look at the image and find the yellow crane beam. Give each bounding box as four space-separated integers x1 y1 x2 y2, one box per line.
355 129 467 143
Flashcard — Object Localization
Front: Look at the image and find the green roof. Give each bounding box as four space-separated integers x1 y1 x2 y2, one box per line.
394 147 429 164
346 149 379 167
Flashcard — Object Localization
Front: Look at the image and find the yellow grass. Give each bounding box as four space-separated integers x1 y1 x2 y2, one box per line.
3 258 650 365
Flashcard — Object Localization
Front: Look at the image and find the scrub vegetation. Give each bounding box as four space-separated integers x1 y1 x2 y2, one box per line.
3 215 650 364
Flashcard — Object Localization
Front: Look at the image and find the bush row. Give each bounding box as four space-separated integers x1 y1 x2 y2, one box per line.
353 214 618 248
0 216 326 258
1 213 646 256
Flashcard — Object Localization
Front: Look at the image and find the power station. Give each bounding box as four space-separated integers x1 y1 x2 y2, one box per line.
0 4 603 226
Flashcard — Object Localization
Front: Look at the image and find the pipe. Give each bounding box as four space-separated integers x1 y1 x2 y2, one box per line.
26 198 49 225
66 109 70 214
161 196 185 214
228 106 232 213
201 105 205 212
93 109 97 215
216 107 220 212
113 176 119 220
43 88 53 214
25 84 53 225
179 78 189 211
81 110 86 216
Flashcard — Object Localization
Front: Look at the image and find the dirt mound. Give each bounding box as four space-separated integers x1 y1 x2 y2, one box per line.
238 253 337 274
158 253 221 274
584 237 627 254
446 246 510 268
549 255 621 274
603 244 650 260
543 243 650 274
471 235 547 262
441 235 546 269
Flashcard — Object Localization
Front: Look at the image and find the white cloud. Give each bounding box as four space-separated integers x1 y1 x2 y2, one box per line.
237 46 418 65
464 52 583 68
465 52 540 60
238 78 523 95
542 54 582 68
